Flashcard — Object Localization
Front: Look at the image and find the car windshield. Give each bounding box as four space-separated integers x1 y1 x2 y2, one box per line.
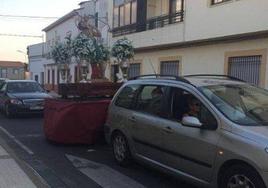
7 82 44 93
199 84 268 126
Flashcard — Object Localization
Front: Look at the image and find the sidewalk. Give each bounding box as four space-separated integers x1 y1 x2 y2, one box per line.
0 142 47 188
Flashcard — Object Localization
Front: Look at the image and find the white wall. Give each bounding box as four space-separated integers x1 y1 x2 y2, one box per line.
110 23 185 48
110 0 268 48
28 43 46 84
134 38 268 88
185 0 268 41
45 16 80 54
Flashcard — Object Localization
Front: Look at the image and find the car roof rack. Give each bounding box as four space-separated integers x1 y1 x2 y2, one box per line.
183 74 245 82
130 74 191 84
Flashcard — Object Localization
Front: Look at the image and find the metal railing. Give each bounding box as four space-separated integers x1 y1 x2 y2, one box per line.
112 11 184 37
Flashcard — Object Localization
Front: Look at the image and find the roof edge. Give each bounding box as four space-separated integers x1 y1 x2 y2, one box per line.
42 8 83 32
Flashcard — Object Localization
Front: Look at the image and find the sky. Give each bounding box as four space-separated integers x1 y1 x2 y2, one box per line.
0 0 83 62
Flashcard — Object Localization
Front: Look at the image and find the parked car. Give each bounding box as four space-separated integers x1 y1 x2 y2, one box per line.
0 80 52 117
105 74 268 188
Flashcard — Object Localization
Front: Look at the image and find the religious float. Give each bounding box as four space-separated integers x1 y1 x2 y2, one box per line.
44 14 134 145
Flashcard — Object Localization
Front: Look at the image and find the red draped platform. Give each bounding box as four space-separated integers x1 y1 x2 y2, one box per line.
44 99 111 144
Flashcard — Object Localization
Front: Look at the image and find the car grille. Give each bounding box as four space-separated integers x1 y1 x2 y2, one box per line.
23 99 44 106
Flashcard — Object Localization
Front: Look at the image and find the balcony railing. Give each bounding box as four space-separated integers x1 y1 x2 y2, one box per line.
112 11 184 37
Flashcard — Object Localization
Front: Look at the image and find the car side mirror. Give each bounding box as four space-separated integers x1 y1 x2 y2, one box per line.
182 116 203 128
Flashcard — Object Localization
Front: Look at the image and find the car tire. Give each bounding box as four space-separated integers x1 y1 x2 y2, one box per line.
219 164 266 188
5 105 14 118
112 132 131 166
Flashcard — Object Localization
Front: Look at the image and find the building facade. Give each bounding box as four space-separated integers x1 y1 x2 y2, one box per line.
109 0 268 88
28 43 46 85
0 61 25 80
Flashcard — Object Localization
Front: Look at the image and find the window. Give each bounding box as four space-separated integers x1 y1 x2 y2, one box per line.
113 7 119 28
119 5 125 27
171 0 183 13
211 0 231 5
147 0 169 19
7 82 44 93
160 61 180 76
136 85 166 116
113 0 184 36
115 85 139 109
52 69 55 87
201 84 268 126
128 63 141 79
1 69 7 78
41 72 44 85
170 87 217 129
47 70 50 84
228 56 261 86
131 1 137 23
34 75 39 82
13 69 18 75
57 70 60 84
113 0 137 28
125 3 131 25
95 13 98 27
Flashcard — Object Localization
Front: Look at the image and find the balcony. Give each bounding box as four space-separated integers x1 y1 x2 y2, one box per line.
112 11 184 37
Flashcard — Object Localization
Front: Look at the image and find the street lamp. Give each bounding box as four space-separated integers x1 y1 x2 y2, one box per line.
17 50 28 63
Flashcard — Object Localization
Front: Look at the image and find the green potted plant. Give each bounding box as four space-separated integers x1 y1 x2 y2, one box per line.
111 38 134 81
51 38 72 83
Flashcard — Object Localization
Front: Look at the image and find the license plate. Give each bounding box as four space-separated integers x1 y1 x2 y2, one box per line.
30 106 44 110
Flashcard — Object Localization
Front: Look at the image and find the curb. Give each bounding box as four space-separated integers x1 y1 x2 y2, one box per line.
0 132 49 188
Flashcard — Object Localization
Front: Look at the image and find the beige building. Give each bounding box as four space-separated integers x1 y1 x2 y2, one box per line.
109 0 268 88
0 61 25 80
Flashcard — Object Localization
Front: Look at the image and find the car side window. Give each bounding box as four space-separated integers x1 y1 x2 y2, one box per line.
0 83 7 92
115 85 139 109
170 87 217 129
136 85 166 116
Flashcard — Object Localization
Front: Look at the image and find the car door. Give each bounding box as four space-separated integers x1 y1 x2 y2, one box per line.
161 86 221 182
129 85 180 166
109 84 140 137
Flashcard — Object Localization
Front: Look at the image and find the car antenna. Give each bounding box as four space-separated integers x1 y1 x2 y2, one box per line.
148 58 157 75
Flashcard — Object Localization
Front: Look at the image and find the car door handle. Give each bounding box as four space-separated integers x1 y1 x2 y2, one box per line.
162 126 174 134
128 117 136 123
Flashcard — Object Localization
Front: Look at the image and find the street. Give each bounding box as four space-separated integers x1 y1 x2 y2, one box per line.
0 114 196 188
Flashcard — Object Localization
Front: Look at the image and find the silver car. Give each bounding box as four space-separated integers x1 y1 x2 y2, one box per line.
105 75 268 188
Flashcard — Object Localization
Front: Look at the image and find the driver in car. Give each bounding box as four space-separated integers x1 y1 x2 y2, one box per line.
183 96 201 119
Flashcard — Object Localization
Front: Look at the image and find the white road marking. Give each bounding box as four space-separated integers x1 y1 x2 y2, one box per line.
18 134 42 138
66 154 146 188
0 127 34 155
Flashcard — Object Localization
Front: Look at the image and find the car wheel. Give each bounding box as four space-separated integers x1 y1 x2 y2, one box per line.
112 132 131 166
5 105 14 118
219 164 266 188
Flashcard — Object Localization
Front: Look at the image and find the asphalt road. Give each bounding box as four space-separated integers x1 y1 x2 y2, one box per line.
0 114 196 188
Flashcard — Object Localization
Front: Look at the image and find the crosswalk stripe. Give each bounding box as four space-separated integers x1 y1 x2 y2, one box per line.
66 154 146 188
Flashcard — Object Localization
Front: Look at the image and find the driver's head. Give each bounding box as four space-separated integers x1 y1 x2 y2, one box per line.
188 96 201 113
151 87 163 98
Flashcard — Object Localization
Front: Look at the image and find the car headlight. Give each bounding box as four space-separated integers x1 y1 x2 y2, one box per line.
10 99 23 105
